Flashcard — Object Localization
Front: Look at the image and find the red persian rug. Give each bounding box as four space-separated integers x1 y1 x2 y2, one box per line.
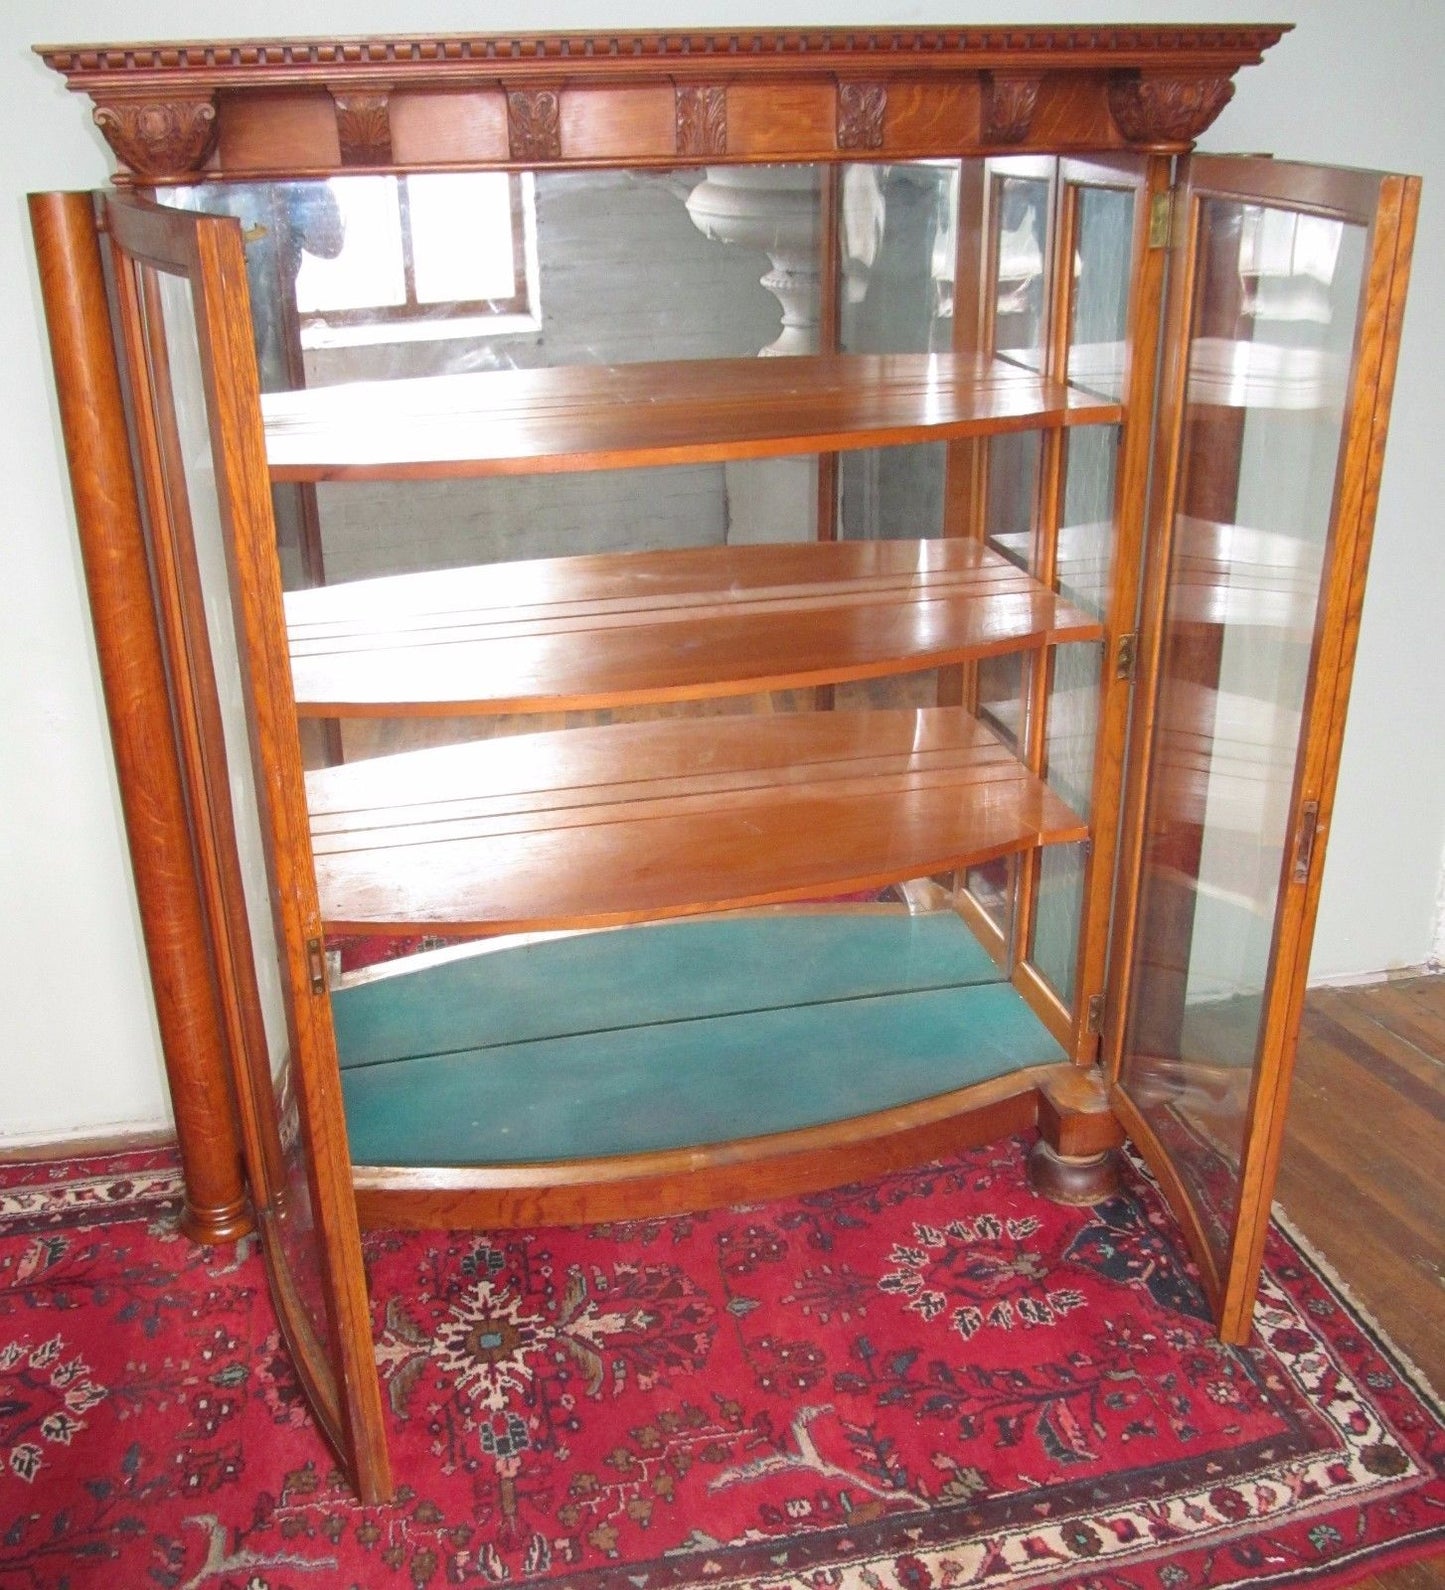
1 1137 1441 1590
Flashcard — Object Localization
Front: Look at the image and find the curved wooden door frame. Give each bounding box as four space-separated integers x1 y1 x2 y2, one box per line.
102 193 391 1502
1105 156 1420 1340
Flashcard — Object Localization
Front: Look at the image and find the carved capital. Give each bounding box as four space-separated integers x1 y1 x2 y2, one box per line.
836 81 886 151
982 73 1042 144
507 88 561 162
91 95 218 179
1107 72 1234 145
329 88 393 166
675 84 727 158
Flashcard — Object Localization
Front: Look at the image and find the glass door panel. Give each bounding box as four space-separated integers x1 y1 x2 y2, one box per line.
103 196 391 1500
1113 158 1419 1336
1023 156 1151 1036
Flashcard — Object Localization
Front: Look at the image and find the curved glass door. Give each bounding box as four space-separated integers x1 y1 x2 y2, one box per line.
103 195 391 1501
1111 158 1418 1340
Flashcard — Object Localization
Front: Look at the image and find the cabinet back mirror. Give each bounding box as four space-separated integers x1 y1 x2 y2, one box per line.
164 159 1139 1079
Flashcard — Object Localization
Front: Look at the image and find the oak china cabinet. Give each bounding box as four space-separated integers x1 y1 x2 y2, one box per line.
31 25 1417 1500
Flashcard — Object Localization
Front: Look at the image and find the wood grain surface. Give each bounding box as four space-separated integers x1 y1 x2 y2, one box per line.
263 353 1123 480
307 705 1087 934
286 538 1104 716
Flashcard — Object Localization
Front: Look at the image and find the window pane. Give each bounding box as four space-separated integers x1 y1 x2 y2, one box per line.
293 177 405 313
410 173 519 305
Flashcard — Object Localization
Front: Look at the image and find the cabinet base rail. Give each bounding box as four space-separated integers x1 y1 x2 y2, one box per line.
350 1062 1121 1228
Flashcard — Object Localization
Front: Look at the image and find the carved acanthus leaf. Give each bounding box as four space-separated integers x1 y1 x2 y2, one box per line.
836 82 886 151
507 88 562 162
982 73 1042 144
675 85 727 157
1107 73 1235 145
91 96 218 179
330 89 393 166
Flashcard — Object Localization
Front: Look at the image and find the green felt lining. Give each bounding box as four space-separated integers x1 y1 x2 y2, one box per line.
332 912 1063 1167
332 910 1002 1069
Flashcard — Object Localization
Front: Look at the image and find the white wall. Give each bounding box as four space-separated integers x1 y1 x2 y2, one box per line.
3 0 1442 1144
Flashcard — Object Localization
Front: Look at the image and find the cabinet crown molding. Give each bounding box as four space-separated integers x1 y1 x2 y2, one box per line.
38 25 1288 180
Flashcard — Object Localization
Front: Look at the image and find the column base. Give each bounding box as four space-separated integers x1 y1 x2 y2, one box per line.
179 1191 255 1245
1027 1139 1121 1206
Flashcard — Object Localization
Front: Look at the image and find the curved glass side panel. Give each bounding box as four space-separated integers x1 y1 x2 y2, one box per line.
144 268 337 1362
1119 198 1367 1270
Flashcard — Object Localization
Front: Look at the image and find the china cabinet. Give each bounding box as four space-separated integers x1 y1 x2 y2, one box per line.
31 25 1417 1501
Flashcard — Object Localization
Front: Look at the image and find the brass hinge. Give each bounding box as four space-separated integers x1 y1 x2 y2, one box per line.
306 936 328 995
1115 631 1138 682
1148 188 1176 250
1292 799 1321 884
1085 993 1106 1035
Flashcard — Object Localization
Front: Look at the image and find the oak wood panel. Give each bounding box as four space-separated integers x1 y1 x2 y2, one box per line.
215 92 340 173
725 81 835 156
262 353 1123 480
385 87 510 164
307 706 1086 934
285 540 1104 716
558 84 675 159
879 81 980 155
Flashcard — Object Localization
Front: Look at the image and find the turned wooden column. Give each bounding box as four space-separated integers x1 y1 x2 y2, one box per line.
29 190 252 1244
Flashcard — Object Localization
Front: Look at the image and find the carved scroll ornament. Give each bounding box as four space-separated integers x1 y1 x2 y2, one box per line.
91 95 218 179
836 82 886 151
330 89 393 166
675 84 727 157
1107 72 1235 145
507 88 562 162
982 74 1042 144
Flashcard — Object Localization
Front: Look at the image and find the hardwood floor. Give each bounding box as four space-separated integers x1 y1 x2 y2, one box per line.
1277 973 1445 1588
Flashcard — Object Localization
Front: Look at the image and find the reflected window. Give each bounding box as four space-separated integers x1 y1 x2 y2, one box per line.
294 173 539 348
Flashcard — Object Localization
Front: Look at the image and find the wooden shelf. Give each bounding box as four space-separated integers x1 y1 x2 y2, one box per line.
306 705 1087 935
286 538 1104 717
262 353 1123 481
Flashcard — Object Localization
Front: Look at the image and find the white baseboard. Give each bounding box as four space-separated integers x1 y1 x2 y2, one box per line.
1307 960 1441 991
0 1119 176 1164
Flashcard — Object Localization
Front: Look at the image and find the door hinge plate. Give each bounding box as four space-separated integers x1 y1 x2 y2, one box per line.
1148 188 1175 249
306 936 328 995
1115 631 1138 682
1292 799 1321 884
1085 993 1105 1035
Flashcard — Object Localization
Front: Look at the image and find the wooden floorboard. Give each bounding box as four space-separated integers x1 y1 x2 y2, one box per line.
1278 973 1445 1588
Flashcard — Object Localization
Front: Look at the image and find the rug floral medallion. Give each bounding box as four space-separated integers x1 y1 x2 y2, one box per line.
0 1138 1439 1590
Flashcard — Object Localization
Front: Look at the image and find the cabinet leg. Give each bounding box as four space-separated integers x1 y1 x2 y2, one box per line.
1027 1139 1120 1205
1029 1063 1126 1207
180 1194 254 1246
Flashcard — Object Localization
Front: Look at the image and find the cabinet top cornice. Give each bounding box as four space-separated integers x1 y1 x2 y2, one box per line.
37 26 1289 86
36 24 1290 181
